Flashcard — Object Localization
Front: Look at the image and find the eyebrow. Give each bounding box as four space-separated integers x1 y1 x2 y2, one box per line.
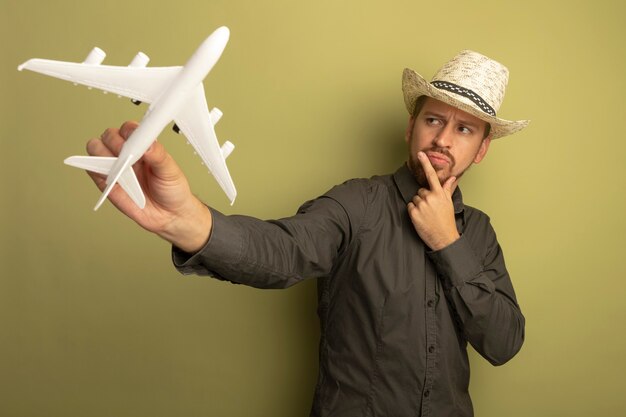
422 111 481 129
422 111 446 119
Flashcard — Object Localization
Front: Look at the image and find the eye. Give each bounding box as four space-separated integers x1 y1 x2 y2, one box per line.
426 117 441 126
458 126 472 134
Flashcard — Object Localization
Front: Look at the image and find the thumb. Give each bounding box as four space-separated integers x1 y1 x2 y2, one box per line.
142 140 184 180
443 176 456 194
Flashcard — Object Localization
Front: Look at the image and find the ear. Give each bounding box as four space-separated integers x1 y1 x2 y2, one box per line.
405 116 415 144
473 136 491 164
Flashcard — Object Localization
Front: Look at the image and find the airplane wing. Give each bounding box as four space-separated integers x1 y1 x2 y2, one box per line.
174 84 237 204
18 58 182 104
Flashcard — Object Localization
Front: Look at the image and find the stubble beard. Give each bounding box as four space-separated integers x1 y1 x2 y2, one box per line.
408 148 468 189
408 149 456 189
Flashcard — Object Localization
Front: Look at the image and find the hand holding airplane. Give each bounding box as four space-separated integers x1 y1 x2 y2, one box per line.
86 121 214 253
18 26 237 211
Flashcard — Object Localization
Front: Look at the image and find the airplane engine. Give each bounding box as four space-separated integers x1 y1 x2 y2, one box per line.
221 141 234 159
128 52 150 67
209 107 223 125
83 47 106 65
128 52 150 105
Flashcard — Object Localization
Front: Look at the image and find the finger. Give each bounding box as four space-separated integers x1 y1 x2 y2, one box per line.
418 151 441 190
407 201 420 222
443 176 456 195
86 137 115 157
119 120 139 139
100 127 126 156
417 187 429 199
411 194 424 208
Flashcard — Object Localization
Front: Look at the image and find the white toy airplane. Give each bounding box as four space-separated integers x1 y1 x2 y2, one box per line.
18 26 237 210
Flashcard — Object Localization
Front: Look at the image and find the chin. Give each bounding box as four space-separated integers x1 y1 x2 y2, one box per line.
409 161 449 187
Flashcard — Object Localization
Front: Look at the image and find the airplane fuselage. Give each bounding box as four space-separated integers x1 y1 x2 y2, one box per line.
110 28 229 182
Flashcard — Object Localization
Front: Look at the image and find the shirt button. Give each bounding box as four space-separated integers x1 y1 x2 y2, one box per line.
427 299 435 308
428 345 435 354
424 390 430 398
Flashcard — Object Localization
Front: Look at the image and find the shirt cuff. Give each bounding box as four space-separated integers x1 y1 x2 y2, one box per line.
171 208 245 278
426 234 483 288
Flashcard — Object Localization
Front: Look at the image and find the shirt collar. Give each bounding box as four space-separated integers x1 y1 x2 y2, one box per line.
393 163 465 215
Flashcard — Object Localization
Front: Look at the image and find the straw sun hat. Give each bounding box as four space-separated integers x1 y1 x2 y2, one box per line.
402 50 529 139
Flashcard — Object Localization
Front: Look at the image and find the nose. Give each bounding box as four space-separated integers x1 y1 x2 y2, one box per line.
433 123 454 148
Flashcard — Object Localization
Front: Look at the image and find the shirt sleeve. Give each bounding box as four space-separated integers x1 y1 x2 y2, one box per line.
172 185 363 289
426 213 525 366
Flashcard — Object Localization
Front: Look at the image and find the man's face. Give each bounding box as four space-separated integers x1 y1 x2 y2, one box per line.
405 97 491 189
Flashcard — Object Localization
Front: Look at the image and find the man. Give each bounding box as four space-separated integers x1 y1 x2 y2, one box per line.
86 50 527 416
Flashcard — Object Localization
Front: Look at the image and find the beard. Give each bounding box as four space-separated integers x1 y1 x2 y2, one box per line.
408 147 471 189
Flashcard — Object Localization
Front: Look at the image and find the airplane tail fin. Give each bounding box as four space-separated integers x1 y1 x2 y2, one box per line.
64 155 145 210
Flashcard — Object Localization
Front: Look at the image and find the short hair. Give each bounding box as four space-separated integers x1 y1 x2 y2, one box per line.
412 95 491 139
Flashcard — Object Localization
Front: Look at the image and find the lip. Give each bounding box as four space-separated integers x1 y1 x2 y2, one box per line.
425 151 451 166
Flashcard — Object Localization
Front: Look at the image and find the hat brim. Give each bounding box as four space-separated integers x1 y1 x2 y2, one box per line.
402 68 529 140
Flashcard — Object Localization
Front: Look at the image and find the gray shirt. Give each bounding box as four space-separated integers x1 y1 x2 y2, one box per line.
173 164 525 417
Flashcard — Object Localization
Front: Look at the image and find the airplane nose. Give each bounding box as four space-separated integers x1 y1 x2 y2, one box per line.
213 26 230 41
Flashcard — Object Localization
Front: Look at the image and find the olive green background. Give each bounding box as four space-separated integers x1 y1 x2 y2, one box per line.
2 0 624 416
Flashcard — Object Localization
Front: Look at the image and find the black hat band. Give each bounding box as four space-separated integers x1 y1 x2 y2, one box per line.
431 81 496 117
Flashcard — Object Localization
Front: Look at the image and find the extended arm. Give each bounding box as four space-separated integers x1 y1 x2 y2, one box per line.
173 190 356 289
88 121 358 288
